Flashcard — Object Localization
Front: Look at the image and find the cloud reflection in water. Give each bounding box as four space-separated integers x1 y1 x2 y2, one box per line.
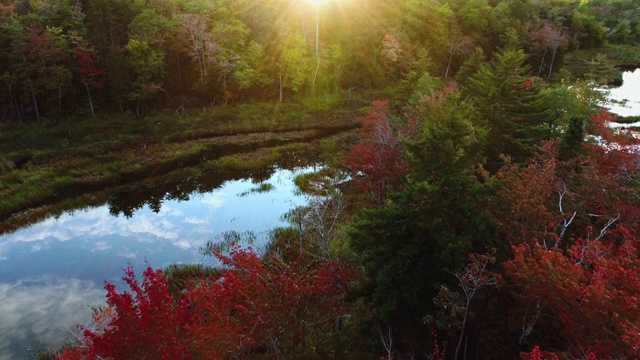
0 276 105 360
0 167 314 357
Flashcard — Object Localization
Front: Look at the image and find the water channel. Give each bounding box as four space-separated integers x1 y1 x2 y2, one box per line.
0 151 322 359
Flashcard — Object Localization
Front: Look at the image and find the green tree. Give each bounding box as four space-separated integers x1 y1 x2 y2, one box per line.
349 89 498 357
233 40 270 99
454 47 485 88
125 38 165 115
0 0 88 122
466 48 551 170
328 43 343 95
211 13 250 104
570 12 606 49
277 32 310 102
83 0 143 111
586 53 620 85
558 115 586 161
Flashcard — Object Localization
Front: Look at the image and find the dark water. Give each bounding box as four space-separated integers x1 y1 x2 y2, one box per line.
0 151 321 359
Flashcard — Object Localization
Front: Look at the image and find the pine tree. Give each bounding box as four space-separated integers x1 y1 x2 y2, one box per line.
348 89 498 356
558 115 586 161
465 49 551 171
586 53 620 85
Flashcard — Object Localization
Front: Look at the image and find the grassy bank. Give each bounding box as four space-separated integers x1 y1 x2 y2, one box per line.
0 100 365 234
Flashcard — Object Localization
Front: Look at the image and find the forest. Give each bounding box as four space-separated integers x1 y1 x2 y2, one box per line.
2 0 640 359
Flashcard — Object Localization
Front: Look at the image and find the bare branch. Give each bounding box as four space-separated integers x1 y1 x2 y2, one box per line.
519 300 541 345
556 182 576 243
596 213 620 241
378 323 393 360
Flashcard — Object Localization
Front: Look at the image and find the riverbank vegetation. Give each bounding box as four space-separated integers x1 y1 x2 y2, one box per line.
5 0 640 359
0 102 362 233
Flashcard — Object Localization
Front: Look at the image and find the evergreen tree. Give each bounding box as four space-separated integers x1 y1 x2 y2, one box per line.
466 48 551 170
586 53 620 85
558 115 586 161
348 90 498 356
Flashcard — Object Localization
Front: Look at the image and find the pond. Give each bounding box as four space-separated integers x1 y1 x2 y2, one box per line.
0 153 320 359
606 68 640 118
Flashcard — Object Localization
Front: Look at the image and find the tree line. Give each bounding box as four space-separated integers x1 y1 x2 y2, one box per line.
1 0 638 123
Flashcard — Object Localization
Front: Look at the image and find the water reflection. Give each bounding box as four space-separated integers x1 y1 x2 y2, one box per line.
607 68 640 117
0 154 319 358
0 277 104 360
106 149 319 218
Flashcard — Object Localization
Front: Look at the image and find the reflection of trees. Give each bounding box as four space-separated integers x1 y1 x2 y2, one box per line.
274 191 345 260
108 169 238 217
107 150 322 217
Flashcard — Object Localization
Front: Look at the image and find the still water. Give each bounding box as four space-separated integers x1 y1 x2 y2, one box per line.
607 68 640 118
0 158 318 359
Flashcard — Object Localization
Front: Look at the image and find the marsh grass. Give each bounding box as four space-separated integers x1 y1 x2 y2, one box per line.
0 101 361 232
0 158 15 174
211 144 303 170
610 115 640 124
164 263 220 298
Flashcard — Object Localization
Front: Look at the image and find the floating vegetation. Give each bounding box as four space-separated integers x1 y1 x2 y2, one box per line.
611 115 640 124
294 168 346 195
238 183 274 197
200 230 258 256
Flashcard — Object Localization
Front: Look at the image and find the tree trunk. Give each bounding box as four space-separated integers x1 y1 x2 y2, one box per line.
27 76 41 125
85 81 95 119
547 29 564 79
537 47 547 77
445 41 454 78
279 73 283 103
312 4 320 95
455 299 472 360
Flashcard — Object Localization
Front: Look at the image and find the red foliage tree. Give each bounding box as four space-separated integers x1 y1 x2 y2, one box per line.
187 245 354 358
492 142 567 247
74 49 103 118
57 248 354 359
59 265 192 360
345 100 407 205
506 228 640 358
519 345 560 360
496 109 640 358
74 49 104 88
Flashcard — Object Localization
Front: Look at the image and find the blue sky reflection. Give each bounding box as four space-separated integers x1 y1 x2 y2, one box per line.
0 166 313 358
